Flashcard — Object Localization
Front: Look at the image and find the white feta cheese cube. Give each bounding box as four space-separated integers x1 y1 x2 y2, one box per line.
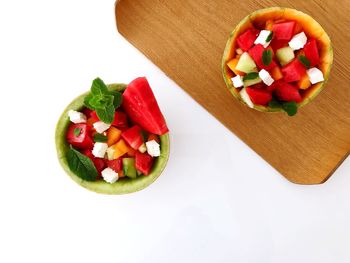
254 30 272 48
101 167 119 184
231 75 244 88
93 121 111 134
92 142 108 158
239 88 254 108
288 32 307 51
68 110 86 124
307 67 324 84
146 140 160 157
259 69 275 86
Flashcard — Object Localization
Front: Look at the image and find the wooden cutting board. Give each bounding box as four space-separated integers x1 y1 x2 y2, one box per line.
115 0 350 184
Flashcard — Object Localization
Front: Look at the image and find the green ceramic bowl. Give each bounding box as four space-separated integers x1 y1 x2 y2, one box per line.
55 84 170 194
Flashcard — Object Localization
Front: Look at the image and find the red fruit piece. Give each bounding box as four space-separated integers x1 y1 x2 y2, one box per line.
304 39 320 67
121 125 144 150
66 123 93 149
281 59 306 82
112 111 128 128
82 108 93 117
81 149 105 175
90 111 100 122
106 158 122 173
275 81 302 102
135 152 154 175
270 39 289 51
248 44 277 70
272 21 296 41
246 87 272 106
236 28 260 51
123 77 168 135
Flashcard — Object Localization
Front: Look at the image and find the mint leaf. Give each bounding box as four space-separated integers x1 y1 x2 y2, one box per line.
66 146 98 181
96 104 115 124
298 55 311 69
91 78 109 96
93 133 108 142
268 97 282 109
89 94 114 109
109 90 123 109
84 93 95 110
243 72 259 81
266 31 273 42
262 50 272 66
73 128 81 137
282 101 298 116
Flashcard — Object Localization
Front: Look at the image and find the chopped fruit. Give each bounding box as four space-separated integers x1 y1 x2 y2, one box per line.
254 30 272 48
235 52 257 73
101 167 119 184
272 21 296 41
307 67 324 84
259 69 274 86
123 158 137 179
66 123 93 149
231 75 244 88
127 148 136 157
276 46 295 66
236 48 243 55
298 74 312 90
246 87 272 106
275 81 302 102
227 58 245 76
121 125 144 150
123 77 168 135
304 39 320 67
281 58 306 82
135 152 154 175
138 143 147 153
265 19 274 31
106 158 122 172
107 126 122 146
248 44 276 70
89 111 99 123
288 32 307 51
293 22 303 34
148 134 160 143
68 110 86 124
270 66 283 80
270 38 289 51
107 139 131 160
240 88 254 108
115 139 130 156
236 28 259 51
112 111 128 128
243 76 262 87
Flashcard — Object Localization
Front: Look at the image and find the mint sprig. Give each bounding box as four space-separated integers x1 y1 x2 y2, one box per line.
282 101 298 116
266 31 273 42
93 133 108 143
83 78 123 124
262 50 272 66
73 128 81 137
298 55 311 69
66 146 98 181
243 72 259 81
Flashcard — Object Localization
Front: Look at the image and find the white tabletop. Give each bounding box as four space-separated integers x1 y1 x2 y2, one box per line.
1 1 350 262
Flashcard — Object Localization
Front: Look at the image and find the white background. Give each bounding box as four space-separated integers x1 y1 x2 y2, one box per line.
1 1 350 262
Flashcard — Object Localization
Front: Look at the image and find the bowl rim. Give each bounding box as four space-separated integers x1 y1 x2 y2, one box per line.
55 83 170 195
221 6 333 113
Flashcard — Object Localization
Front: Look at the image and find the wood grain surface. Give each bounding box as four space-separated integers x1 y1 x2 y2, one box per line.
115 0 350 184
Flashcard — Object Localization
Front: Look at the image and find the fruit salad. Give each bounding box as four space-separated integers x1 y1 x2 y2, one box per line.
223 8 332 116
64 77 168 184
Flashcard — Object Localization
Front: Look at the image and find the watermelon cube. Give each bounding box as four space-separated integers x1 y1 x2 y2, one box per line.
248 44 276 70
272 21 296 41
304 39 320 67
236 28 259 51
275 81 302 102
281 58 306 82
246 87 272 106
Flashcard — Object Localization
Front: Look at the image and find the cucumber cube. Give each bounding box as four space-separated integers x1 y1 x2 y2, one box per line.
276 47 295 66
244 77 262 87
235 52 257 73
123 158 137 179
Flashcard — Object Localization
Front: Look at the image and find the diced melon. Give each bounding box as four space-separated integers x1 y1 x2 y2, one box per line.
227 58 245 76
235 52 257 73
239 88 254 108
244 77 262 87
298 74 311 90
276 47 295 66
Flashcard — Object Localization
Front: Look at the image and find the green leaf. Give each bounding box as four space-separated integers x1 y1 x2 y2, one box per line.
298 55 311 69
243 72 259 81
96 104 115 124
84 93 95 110
282 101 298 116
268 97 282 109
89 94 114 109
109 90 123 109
93 133 108 142
73 128 81 137
262 50 272 66
66 146 98 181
91 78 109 96
266 31 273 42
